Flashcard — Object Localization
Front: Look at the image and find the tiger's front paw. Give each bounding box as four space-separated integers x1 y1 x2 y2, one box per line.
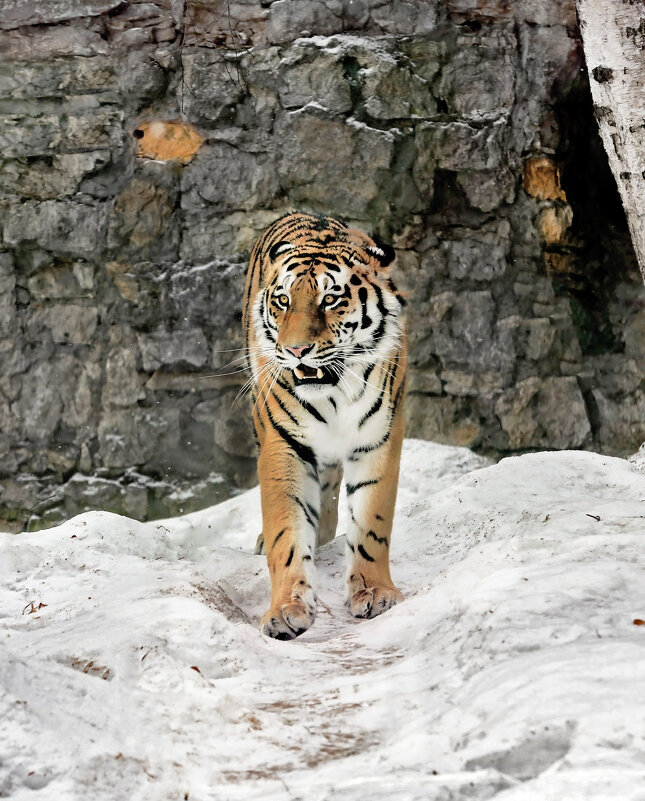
346 583 403 619
260 597 316 640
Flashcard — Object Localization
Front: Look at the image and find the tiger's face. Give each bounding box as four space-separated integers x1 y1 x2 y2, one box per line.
252 223 405 397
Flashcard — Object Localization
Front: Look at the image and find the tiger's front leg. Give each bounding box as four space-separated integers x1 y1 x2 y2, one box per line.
257 432 320 640
344 414 404 619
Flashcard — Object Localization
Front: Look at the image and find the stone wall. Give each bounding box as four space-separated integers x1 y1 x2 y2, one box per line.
1 0 644 530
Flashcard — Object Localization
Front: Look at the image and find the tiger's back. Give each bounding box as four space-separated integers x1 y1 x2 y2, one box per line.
243 212 407 639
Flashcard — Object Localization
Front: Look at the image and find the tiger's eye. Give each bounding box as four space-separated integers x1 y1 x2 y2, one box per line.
323 294 335 306
277 293 289 307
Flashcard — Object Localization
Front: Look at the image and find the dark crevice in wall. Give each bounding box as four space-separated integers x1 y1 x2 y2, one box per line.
553 73 637 356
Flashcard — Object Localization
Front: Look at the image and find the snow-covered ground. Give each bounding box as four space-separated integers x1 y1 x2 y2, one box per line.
2 440 645 800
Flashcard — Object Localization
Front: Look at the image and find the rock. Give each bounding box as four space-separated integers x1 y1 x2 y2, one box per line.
3 201 107 257
0 26 110 60
0 104 123 159
0 153 109 201
179 50 247 125
0 57 116 98
27 261 94 299
457 167 516 212
444 223 510 281
25 304 98 344
278 42 352 112
0 0 127 30
0 251 16 328
623 310 645 362
181 142 277 214
423 120 506 171
137 326 210 372
525 317 556 361
204 391 256 459
275 109 394 218
523 157 566 201
431 290 515 373
107 176 179 262
59 358 100 428
536 204 573 244
102 348 145 407
133 121 204 163
97 408 165 470
404 393 482 448
352 40 437 119
372 0 438 34
442 370 504 397
266 0 341 44
495 377 591 450
439 33 515 117
592 389 645 457
10 362 63 441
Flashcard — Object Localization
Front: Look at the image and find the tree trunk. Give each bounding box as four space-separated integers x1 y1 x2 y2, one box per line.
577 0 645 280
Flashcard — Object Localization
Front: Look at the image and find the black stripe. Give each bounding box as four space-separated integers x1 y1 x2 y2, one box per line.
289 495 318 529
387 357 399 392
358 286 371 329
350 428 391 457
357 544 375 562
375 514 384 521
346 478 380 495
276 378 327 424
285 546 294 567
370 284 389 342
265 404 318 473
366 530 388 546
347 541 355 552
302 400 326 424
359 390 384 428
261 316 276 344
271 390 300 425
272 528 286 549
355 363 376 401
392 380 405 413
303 554 312 561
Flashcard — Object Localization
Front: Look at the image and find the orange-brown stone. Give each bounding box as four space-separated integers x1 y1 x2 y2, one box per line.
537 205 573 244
133 120 204 163
523 157 566 201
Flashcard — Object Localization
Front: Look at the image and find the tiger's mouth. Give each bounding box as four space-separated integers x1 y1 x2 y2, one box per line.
292 363 339 387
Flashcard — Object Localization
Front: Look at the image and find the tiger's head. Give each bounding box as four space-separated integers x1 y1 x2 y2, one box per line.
249 213 406 397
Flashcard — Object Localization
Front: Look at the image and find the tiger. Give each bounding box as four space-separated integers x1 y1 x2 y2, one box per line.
242 211 407 640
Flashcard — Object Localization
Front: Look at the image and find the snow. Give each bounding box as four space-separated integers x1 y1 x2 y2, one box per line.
2 440 645 800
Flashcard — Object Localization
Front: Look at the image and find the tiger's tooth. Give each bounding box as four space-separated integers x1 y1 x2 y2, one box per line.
294 367 305 380
316 368 324 379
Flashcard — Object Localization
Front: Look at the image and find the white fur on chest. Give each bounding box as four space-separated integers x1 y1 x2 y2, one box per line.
295 374 388 463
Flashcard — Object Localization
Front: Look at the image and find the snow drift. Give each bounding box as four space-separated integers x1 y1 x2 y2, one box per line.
2 440 645 800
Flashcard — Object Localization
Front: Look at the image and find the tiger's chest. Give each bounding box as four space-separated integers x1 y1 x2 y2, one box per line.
293 378 390 462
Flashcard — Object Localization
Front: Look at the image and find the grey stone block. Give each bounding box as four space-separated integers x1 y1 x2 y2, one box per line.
3 201 107 257
137 326 210 372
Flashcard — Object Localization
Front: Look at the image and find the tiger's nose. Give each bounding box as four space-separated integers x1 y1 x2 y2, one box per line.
284 344 313 358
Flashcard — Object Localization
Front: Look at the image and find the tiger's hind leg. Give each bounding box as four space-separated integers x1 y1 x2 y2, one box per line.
316 463 342 548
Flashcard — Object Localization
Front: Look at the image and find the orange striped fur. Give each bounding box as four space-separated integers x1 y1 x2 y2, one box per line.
243 212 407 639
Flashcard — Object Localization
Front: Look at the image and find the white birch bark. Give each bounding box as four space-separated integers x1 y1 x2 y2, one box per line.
576 0 645 280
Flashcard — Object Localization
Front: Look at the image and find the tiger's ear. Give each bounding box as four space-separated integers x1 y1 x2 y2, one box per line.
366 241 395 268
345 227 395 270
268 241 294 261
